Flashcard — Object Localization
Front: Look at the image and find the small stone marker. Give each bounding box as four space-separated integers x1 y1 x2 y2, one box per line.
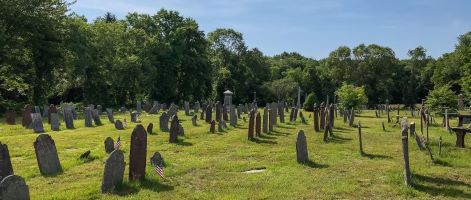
177 123 184 136
5 109 16 125
101 150 125 193
104 137 114 153
129 125 147 181
0 175 30 200
130 111 138 123
147 123 154 134
114 120 124 130
50 113 60 131
210 120 216 134
169 116 179 143
150 152 165 167
296 130 308 163
34 134 62 175
79 150 91 160
159 112 170 131
31 113 45 133
192 115 197 126
0 142 13 178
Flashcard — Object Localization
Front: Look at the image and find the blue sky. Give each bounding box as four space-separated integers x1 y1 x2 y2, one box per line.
69 0 471 59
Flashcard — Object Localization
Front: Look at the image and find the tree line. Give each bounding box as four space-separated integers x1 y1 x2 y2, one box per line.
1 0 470 112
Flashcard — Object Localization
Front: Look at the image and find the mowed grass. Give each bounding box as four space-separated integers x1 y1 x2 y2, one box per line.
0 109 470 199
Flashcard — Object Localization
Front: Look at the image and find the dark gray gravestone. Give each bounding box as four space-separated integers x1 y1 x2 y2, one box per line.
159 112 170 132
129 125 147 181
169 116 179 143
0 175 30 200
63 106 74 129
263 107 268 133
222 120 228 129
194 101 200 113
48 105 58 124
104 137 114 154
296 130 308 163
30 113 44 133
101 150 125 193
192 115 197 126
222 104 228 121
320 103 325 128
218 121 224 132
269 108 275 132
34 106 40 114
50 113 60 131
205 105 212 123
300 111 306 124
0 143 13 179
177 123 184 136
5 109 16 125
256 112 261 137
279 102 285 123
248 110 255 140
22 105 33 128
114 120 124 130
200 111 204 120
34 134 62 175
210 120 216 134
150 152 165 167
147 123 153 134
230 105 237 127
136 101 142 113
271 102 278 125
42 105 49 118
130 111 138 123
167 104 177 118
106 108 115 123
84 107 93 127
313 104 319 132
184 101 190 116
215 101 222 122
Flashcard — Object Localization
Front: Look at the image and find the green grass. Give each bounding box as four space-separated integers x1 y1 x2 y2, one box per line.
0 109 470 199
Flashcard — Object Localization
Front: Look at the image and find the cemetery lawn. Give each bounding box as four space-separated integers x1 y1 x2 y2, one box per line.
0 110 470 199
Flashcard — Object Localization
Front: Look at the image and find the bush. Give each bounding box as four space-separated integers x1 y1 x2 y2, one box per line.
425 85 457 113
335 83 368 109
303 92 319 111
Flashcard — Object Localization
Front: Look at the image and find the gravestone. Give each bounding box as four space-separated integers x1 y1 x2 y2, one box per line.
104 137 114 154
200 111 204 120
161 103 167 111
178 123 185 136
192 115 197 126
97 105 103 114
48 105 58 124
237 105 242 119
210 120 216 134
205 105 212 123
218 121 224 132
290 107 295 122
42 105 49 118
136 101 142 113
50 113 60 131
5 109 15 125
129 125 147 181
0 175 30 200
31 113 45 133
114 120 124 130
150 152 165 167
320 103 325 128
194 101 200 113
79 150 91 160
34 106 40 114
263 107 268 133
271 102 278 125
167 104 177 118
34 134 62 175
148 101 160 114
159 112 170 131
279 102 285 123
0 143 13 178
313 104 319 132
84 107 93 127
106 108 115 123
269 108 275 132
230 105 237 127
248 110 255 140
256 112 261 137
222 104 228 121
300 111 306 124
184 101 190 116
130 111 138 123
296 130 308 164
221 120 227 129
215 101 222 122
63 107 74 129
169 116 179 143
22 105 33 128
147 123 153 134
101 150 125 193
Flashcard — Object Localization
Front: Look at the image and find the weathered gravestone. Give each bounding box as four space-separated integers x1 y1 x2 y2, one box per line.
136 101 142 113
0 175 30 200
194 101 200 113
84 107 93 127
248 110 255 140
0 143 13 179
320 103 325 128
63 106 74 129
300 111 306 124
101 150 125 193
130 111 138 123
269 108 275 132
31 113 45 133
159 112 170 132
34 106 40 114
218 121 224 132
150 152 165 168
278 102 285 123
147 123 153 134
230 105 237 127
114 120 124 130
106 108 114 123
34 134 62 175
79 150 91 160
205 105 212 123
222 104 228 121
48 105 58 124
192 115 197 126
296 130 308 164
42 105 49 118
104 137 114 154
148 101 160 114
5 109 15 125
271 102 278 125
169 116 179 143
167 104 178 118
22 105 33 128
263 107 268 133
129 125 147 181
256 112 261 137
184 101 190 116
215 102 222 122
50 113 60 131
313 104 320 132
210 120 216 134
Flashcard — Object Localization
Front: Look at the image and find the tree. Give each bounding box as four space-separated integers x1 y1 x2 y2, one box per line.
425 85 457 113
303 92 319 111
335 83 368 109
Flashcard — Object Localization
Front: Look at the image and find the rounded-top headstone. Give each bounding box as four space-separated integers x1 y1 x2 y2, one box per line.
296 130 308 164
129 125 147 181
34 134 62 175
0 175 30 200
0 142 13 178
150 152 165 167
101 150 125 193
104 137 114 154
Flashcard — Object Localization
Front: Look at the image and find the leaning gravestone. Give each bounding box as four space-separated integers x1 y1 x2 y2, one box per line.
159 112 170 131
50 113 60 131
114 120 124 130
84 107 93 127
129 125 147 181
0 175 30 200
5 109 16 125
147 123 153 134
104 137 114 154
106 108 115 123
0 143 13 179
101 150 125 193
296 130 308 163
31 113 45 133
22 105 33 128
34 134 62 175
167 104 178 118
169 116 179 143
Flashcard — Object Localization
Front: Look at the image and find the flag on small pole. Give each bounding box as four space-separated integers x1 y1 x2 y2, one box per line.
114 136 121 150
154 164 165 179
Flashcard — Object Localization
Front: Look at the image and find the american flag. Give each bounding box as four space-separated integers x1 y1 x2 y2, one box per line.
114 136 121 150
154 164 165 178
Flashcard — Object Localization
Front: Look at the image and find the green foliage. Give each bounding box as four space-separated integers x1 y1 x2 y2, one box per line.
303 92 319 111
335 83 368 109
425 85 457 112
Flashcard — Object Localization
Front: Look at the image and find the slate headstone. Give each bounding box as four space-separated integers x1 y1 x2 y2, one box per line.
210 120 216 134
84 107 93 127
101 150 125 193
256 112 261 137
5 109 15 125
159 112 170 131
22 105 33 128
296 130 308 163
63 106 74 129
50 113 60 131
0 175 30 200
263 107 268 133
106 108 115 123
104 137 114 154
169 116 179 143
205 105 212 123
0 143 13 179
150 152 165 167
248 110 255 140
192 115 197 126
129 125 147 181
147 123 153 134
114 120 124 130
31 113 45 133
34 134 62 175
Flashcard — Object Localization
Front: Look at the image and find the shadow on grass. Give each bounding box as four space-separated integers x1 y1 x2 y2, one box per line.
362 152 392 160
276 125 296 129
303 160 329 169
79 155 99 163
42 170 64 178
140 178 175 192
433 159 452 167
270 130 291 136
175 139 193 146
412 174 471 199
116 182 140 196
259 134 277 140
329 134 352 144
250 137 278 144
